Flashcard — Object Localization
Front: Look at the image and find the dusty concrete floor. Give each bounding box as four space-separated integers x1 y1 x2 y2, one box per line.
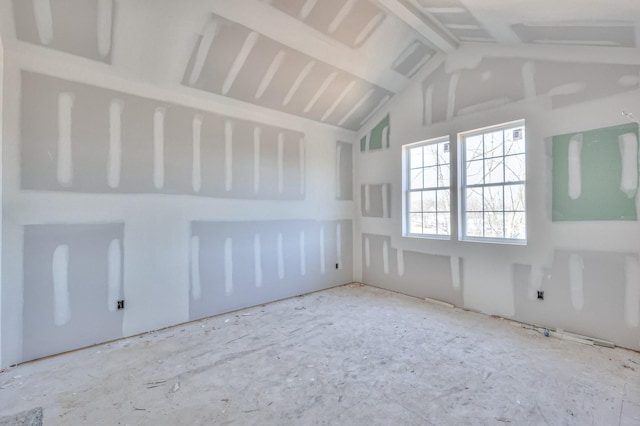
1 284 639 425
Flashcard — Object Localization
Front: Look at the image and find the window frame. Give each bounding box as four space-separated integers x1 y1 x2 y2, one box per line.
404 136 452 240
458 119 527 245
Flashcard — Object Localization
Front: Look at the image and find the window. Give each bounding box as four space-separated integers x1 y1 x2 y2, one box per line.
460 120 526 242
405 137 451 237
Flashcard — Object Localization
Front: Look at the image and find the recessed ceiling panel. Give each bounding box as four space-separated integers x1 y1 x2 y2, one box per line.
512 23 636 48
183 14 394 130
392 40 436 78
12 0 114 62
269 0 386 48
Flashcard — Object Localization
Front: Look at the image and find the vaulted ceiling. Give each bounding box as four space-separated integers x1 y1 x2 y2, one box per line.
5 0 640 131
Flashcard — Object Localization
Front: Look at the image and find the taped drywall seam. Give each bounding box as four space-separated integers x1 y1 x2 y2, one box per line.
446 71 461 120
254 234 263 288
33 0 53 45
568 134 583 200
300 0 318 19
364 184 371 213
299 231 306 276
299 138 305 195
522 61 536 99
225 120 233 192
188 20 218 86
397 249 405 277
335 143 342 198
382 239 389 275
382 125 389 148
97 0 113 58
322 80 356 122
277 133 284 193
360 95 390 127
336 223 342 269
304 72 337 113
568 254 584 311
381 184 389 218
192 114 203 193
256 50 285 100
619 132 638 198
107 238 122 310
52 245 71 326
338 89 374 127
424 84 434 126
320 226 326 274
57 92 74 187
624 255 640 328
222 31 259 95
364 236 371 268
407 55 431 79
354 13 383 46
153 107 165 190
224 237 233 296
190 236 201 300
277 232 285 279
253 127 261 193
450 255 461 290
283 61 316 106
107 99 123 189
328 0 357 34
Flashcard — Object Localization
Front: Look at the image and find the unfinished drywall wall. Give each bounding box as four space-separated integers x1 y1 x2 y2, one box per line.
356 43 640 350
1 54 354 366
336 141 353 200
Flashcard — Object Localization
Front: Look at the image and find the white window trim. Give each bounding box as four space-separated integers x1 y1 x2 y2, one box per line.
458 119 527 245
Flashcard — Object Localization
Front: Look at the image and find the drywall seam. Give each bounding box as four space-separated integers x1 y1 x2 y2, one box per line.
222 31 259 95
107 238 121 311
321 80 356 122
107 99 123 189
364 236 371 268
568 253 584 311
336 223 342 268
300 0 318 19
522 61 536 98
299 137 305 195
424 84 434 125
451 255 461 290
52 244 70 326
383 239 389 274
304 72 337 113
152 107 165 190
360 95 390 127
446 71 460 120
354 13 383 46
567 134 583 200
188 20 218 86
339 88 374 127
277 133 284 193
190 236 201 300
33 0 53 45
336 143 342 199
619 132 638 198
56 92 74 187
192 114 202 193
381 183 388 218
397 249 405 277
624 255 640 327
256 50 285 100
328 0 357 34
283 60 316 106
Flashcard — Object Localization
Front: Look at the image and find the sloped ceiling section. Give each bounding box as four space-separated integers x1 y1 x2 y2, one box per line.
12 0 113 62
183 14 395 131
512 23 636 48
267 0 387 48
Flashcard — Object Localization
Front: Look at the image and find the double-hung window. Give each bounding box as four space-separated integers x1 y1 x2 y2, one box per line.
460 120 526 242
406 137 451 238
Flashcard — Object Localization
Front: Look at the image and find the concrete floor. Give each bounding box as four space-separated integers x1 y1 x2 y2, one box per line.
1 284 639 425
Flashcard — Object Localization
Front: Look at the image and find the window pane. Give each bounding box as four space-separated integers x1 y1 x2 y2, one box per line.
423 213 437 234
466 135 483 161
410 213 422 234
437 164 450 187
484 212 504 238
505 154 525 182
506 212 526 239
423 144 438 167
466 187 483 212
504 184 526 211
424 166 438 188
466 212 483 237
466 160 483 185
484 131 504 158
437 213 451 235
438 142 450 164
422 190 436 212
409 192 422 212
410 146 423 168
410 169 423 190
437 189 450 212
484 186 504 212
485 157 504 184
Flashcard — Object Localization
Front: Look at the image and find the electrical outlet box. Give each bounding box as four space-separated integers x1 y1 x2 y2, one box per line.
537 291 544 301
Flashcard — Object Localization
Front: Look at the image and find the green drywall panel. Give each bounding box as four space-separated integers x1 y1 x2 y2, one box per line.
369 114 390 151
552 122 639 221
360 136 367 152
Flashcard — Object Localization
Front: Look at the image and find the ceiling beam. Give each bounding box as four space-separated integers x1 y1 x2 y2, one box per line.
376 0 458 52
